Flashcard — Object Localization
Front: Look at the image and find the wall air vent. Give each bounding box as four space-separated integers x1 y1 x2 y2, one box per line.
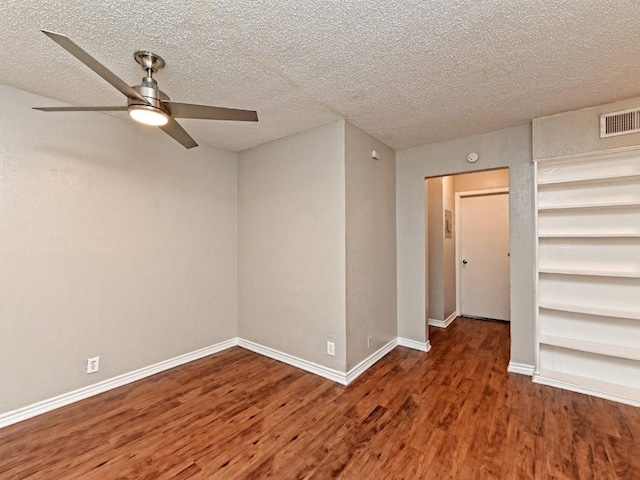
600 107 640 138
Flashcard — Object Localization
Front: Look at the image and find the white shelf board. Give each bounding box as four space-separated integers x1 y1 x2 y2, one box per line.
539 334 640 361
537 171 640 186
538 300 640 321
538 232 640 238
534 370 640 407
538 267 640 278
538 201 640 211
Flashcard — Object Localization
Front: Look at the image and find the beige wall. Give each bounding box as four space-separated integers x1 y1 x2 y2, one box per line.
442 176 456 318
397 124 534 365
238 121 347 371
0 85 238 414
454 169 509 192
427 177 444 321
533 95 640 160
345 123 397 369
426 176 456 323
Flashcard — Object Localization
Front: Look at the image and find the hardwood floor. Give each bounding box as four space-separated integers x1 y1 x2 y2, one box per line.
2 317 640 479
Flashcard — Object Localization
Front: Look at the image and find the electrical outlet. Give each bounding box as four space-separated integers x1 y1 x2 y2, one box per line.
327 341 335 356
87 356 100 374
367 336 373 349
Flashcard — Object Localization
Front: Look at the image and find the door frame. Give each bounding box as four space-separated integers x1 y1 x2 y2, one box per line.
455 187 509 316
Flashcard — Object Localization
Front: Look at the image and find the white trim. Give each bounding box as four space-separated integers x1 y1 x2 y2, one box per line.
345 339 398 384
397 337 432 352
533 144 640 164
455 187 510 198
533 161 541 383
455 187 509 316
0 339 238 429
507 362 534 376
533 374 640 408
238 339 348 385
428 312 457 328
1 336 433 430
239 338 428 386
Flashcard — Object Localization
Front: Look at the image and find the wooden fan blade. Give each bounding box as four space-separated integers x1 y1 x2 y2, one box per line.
159 118 198 149
33 106 128 112
41 30 149 105
164 102 258 122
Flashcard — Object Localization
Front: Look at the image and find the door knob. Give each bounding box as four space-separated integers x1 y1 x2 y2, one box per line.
462 259 468 264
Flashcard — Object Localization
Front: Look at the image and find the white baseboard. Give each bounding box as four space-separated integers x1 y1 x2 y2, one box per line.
239 338 409 387
1 335 433 430
0 338 238 429
238 339 348 385
428 312 457 328
507 362 535 376
397 337 431 352
346 339 398 385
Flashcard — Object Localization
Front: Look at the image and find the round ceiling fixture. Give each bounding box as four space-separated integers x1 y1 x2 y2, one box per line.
128 104 169 126
467 152 479 163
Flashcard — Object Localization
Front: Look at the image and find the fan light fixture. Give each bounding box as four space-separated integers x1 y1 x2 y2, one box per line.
128 105 169 126
33 31 258 149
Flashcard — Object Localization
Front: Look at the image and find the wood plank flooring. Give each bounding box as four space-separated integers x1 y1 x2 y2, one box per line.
2 317 640 479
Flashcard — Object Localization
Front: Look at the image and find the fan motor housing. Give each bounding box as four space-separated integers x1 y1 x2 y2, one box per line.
128 83 171 115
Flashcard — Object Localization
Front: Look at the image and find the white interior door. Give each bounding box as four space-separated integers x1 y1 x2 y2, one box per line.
460 193 510 321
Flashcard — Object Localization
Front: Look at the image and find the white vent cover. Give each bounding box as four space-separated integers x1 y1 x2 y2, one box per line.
600 107 640 138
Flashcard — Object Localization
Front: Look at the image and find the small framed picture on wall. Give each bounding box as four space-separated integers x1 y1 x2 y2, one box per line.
444 209 453 238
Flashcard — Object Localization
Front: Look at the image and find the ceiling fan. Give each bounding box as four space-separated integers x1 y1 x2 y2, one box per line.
33 30 258 149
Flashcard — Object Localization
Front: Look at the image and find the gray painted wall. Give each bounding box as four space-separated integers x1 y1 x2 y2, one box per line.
345 122 397 370
238 121 348 371
533 95 640 160
0 85 238 414
396 124 534 366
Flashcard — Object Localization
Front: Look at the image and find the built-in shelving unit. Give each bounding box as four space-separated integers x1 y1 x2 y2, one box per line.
535 148 640 407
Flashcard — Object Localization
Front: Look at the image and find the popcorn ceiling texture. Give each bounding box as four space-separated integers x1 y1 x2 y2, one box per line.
0 0 639 151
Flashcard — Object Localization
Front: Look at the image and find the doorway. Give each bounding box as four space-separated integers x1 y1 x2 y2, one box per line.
425 168 510 332
458 190 510 321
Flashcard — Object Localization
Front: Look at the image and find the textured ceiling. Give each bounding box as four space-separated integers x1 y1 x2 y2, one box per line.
1 0 640 152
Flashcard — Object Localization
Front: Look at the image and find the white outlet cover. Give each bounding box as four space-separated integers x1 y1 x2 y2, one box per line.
327 341 335 356
87 356 100 374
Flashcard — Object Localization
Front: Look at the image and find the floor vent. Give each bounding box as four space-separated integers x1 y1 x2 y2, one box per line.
600 108 640 138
